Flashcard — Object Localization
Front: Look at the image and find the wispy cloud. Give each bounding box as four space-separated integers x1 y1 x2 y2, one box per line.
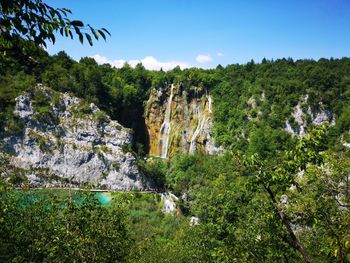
91 54 191 71
195 54 213 63
217 52 224 57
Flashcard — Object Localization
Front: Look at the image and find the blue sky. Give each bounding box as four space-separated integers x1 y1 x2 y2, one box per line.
46 0 350 70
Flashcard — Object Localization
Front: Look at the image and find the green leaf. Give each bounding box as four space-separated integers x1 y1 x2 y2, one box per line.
50 34 55 44
91 28 99 40
78 33 84 44
70 20 84 27
98 29 106 41
85 33 93 46
65 27 69 37
68 30 73 39
62 8 72 14
101 28 111 36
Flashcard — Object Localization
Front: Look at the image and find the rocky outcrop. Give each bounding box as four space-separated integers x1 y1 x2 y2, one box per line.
145 83 221 158
285 95 335 136
1 84 148 190
160 192 178 214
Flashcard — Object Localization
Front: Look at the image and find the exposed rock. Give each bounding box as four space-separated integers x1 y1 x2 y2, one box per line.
145 83 222 158
285 95 335 136
343 143 350 148
1 84 149 190
190 216 200 226
160 192 178 214
312 109 334 126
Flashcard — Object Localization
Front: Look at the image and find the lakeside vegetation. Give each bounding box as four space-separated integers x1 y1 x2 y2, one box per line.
1 132 350 262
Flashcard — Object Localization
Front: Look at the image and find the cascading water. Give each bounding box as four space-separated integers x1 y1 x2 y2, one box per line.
146 83 220 157
189 96 209 153
189 114 208 153
158 84 175 158
207 94 212 113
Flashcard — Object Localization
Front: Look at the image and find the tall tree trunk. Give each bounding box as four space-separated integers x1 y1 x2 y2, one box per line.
263 184 310 263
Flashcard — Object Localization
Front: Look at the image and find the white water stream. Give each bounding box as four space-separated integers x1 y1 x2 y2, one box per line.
189 95 210 153
189 114 208 153
159 84 175 158
207 94 212 113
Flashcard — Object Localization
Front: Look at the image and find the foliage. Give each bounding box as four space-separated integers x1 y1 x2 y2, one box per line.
1 141 350 262
0 15 350 261
0 0 110 51
0 190 131 262
94 110 109 125
137 158 167 188
0 72 35 136
285 152 350 262
2 47 350 155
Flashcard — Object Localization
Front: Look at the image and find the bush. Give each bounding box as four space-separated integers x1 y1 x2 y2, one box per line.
95 110 109 125
0 190 132 262
138 158 167 189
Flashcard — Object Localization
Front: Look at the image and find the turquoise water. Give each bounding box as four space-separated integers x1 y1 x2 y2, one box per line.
2 190 112 207
94 192 112 206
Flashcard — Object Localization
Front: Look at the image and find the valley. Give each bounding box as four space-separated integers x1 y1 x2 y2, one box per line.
1 0 350 261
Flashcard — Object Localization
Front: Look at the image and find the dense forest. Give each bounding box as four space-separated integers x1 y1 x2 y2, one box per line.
2 0 350 261
2 47 350 156
1 43 350 262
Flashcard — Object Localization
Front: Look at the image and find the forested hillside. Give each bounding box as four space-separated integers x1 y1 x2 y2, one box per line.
1 46 350 262
2 0 350 261
2 48 350 156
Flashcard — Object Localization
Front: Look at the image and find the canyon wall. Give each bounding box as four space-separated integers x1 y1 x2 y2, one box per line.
145 83 220 158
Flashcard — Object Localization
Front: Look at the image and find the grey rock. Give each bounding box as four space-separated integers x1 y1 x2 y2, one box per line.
285 95 335 136
160 192 178 214
2 85 148 191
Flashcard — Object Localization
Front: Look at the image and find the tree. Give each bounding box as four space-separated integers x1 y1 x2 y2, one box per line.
0 191 132 262
244 125 328 263
0 0 110 52
285 152 350 262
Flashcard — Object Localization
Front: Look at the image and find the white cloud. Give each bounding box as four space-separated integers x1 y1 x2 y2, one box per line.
91 54 190 71
92 54 126 68
195 54 212 63
217 52 224 57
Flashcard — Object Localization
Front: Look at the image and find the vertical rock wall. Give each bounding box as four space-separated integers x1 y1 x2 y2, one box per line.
144 83 220 158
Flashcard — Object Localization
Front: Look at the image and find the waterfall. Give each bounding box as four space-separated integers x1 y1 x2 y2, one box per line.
182 95 190 153
159 84 175 158
189 101 208 153
189 115 208 153
207 94 212 113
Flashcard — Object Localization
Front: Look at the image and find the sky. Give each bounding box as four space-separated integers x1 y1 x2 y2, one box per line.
46 0 350 70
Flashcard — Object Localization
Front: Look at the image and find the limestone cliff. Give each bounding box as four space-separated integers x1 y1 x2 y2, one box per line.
145 83 220 158
1 84 149 190
284 95 335 136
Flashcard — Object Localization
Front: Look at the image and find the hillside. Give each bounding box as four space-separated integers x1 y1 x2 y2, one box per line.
1 49 350 262
1 50 350 158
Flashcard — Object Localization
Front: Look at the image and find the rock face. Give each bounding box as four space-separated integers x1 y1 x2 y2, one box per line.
160 192 178 214
2 84 148 190
145 83 221 158
284 95 335 136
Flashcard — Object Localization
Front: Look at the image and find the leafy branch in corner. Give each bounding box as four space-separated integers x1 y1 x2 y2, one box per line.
0 0 110 52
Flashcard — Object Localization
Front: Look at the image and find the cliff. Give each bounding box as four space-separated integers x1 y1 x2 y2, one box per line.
145 83 221 158
284 95 335 136
1 84 148 190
